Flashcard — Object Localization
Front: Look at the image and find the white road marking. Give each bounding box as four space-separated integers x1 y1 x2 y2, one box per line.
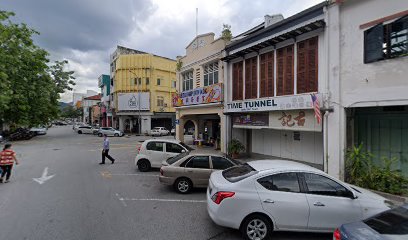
115 193 127 207
117 196 206 203
110 173 158 177
33 167 55 185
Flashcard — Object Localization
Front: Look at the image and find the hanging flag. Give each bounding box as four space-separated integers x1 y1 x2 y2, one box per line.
311 93 322 124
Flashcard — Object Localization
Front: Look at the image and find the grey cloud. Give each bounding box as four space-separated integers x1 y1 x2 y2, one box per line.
2 0 155 51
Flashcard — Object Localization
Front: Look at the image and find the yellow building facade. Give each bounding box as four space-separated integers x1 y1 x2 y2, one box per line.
110 47 176 134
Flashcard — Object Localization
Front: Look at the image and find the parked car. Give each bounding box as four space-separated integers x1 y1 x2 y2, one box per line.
76 126 94 134
97 127 123 137
8 128 35 141
171 128 175 135
30 126 47 135
0 134 3 143
150 127 169 136
135 139 194 172
207 160 391 240
160 152 241 193
334 204 408 240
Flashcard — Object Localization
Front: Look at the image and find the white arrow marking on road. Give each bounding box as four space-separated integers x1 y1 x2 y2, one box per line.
33 167 55 185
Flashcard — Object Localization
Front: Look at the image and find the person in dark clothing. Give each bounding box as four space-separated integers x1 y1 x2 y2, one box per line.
100 134 115 164
0 143 19 183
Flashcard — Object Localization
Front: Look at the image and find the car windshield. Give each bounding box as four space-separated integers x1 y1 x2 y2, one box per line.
179 142 194 151
364 205 408 235
222 163 258 183
166 152 189 165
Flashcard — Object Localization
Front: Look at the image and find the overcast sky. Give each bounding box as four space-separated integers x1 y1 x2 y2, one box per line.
2 0 323 102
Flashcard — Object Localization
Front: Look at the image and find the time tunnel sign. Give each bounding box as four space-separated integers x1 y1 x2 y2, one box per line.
225 94 318 113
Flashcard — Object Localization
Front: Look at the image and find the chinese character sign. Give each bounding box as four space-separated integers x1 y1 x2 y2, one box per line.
173 83 222 107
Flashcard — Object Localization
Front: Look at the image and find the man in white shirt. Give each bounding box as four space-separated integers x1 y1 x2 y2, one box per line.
100 134 115 164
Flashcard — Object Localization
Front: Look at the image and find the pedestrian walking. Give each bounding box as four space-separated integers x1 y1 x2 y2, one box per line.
100 134 115 164
0 143 19 183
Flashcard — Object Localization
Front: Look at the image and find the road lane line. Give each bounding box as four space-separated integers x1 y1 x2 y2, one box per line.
115 193 127 207
119 197 206 203
101 171 158 178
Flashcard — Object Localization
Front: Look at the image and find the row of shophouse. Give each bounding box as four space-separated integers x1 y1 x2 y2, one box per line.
74 0 407 180
173 0 408 180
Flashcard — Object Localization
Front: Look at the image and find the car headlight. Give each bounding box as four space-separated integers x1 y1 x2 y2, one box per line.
384 199 395 208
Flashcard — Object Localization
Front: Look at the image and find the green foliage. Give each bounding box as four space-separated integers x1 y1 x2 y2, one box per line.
221 24 232 41
60 105 82 119
0 10 75 127
346 144 408 195
227 139 245 155
176 60 183 72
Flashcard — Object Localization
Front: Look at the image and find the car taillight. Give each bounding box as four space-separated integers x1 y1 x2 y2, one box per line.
160 168 163 176
333 228 341 240
211 191 235 204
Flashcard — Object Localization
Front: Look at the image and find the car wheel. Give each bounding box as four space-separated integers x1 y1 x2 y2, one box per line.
114 133 119 137
78 130 82 134
241 214 272 240
174 178 192 194
138 159 151 172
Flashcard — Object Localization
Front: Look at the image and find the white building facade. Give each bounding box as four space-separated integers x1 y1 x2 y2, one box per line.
223 3 328 171
329 0 408 178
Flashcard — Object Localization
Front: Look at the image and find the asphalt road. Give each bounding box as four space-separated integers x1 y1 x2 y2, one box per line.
0 126 331 240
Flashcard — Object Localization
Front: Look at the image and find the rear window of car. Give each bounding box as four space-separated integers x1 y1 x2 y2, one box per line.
167 152 189 165
364 206 408 235
179 142 194 151
222 164 258 183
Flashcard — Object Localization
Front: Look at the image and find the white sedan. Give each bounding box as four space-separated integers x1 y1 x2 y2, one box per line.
207 160 391 240
150 127 169 136
97 127 123 137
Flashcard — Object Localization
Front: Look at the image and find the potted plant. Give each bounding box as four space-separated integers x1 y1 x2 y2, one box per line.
228 139 245 159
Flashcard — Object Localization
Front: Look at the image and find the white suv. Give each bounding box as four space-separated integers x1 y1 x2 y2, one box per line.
135 139 193 172
98 127 123 137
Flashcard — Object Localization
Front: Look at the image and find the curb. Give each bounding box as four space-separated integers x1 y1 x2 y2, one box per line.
372 190 408 204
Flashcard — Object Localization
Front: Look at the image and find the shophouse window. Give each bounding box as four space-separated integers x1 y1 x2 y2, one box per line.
364 16 408 63
172 80 176 88
157 78 161 85
157 96 164 107
182 71 193 91
204 62 219 86
232 61 244 100
297 36 318 94
260 51 274 97
146 77 149 85
277 45 294 96
245 57 258 99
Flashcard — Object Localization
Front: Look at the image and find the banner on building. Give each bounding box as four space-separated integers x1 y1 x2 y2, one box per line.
233 113 269 127
270 110 322 132
225 94 320 113
172 83 222 107
118 92 150 111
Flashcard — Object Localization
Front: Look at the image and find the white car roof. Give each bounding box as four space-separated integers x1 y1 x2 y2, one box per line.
143 138 181 144
248 160 321 173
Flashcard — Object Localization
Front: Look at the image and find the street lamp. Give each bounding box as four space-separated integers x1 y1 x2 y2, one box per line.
129 69 142 135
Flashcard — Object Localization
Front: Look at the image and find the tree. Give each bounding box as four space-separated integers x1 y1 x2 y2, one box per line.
0 10 75 128
60 105 82 119
221 24 232 41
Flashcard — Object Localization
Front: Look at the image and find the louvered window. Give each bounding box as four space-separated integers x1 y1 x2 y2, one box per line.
245 57 258 99
260 51 274 97
297 36 318 94
276 45 294 96
203 62 219 86
232 61 243 100
182 71 193 91
196 68 201 88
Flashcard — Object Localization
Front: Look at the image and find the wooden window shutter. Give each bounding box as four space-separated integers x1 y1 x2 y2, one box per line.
260 52 274 97
277 45 294 96
297 37 318 94
245 57 257 99
276 48 284 96
364 24 384 63
233 62 243 100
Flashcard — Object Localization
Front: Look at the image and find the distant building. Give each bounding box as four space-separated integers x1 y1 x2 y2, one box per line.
98 74 112 127
174 33 228 152
110 46 176 134
82 94 101 125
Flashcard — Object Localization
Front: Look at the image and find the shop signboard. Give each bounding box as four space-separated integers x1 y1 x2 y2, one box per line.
225 94 319 113
233 113 269 126
172 83 222 107
117 93 150 111
270 110 322 132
